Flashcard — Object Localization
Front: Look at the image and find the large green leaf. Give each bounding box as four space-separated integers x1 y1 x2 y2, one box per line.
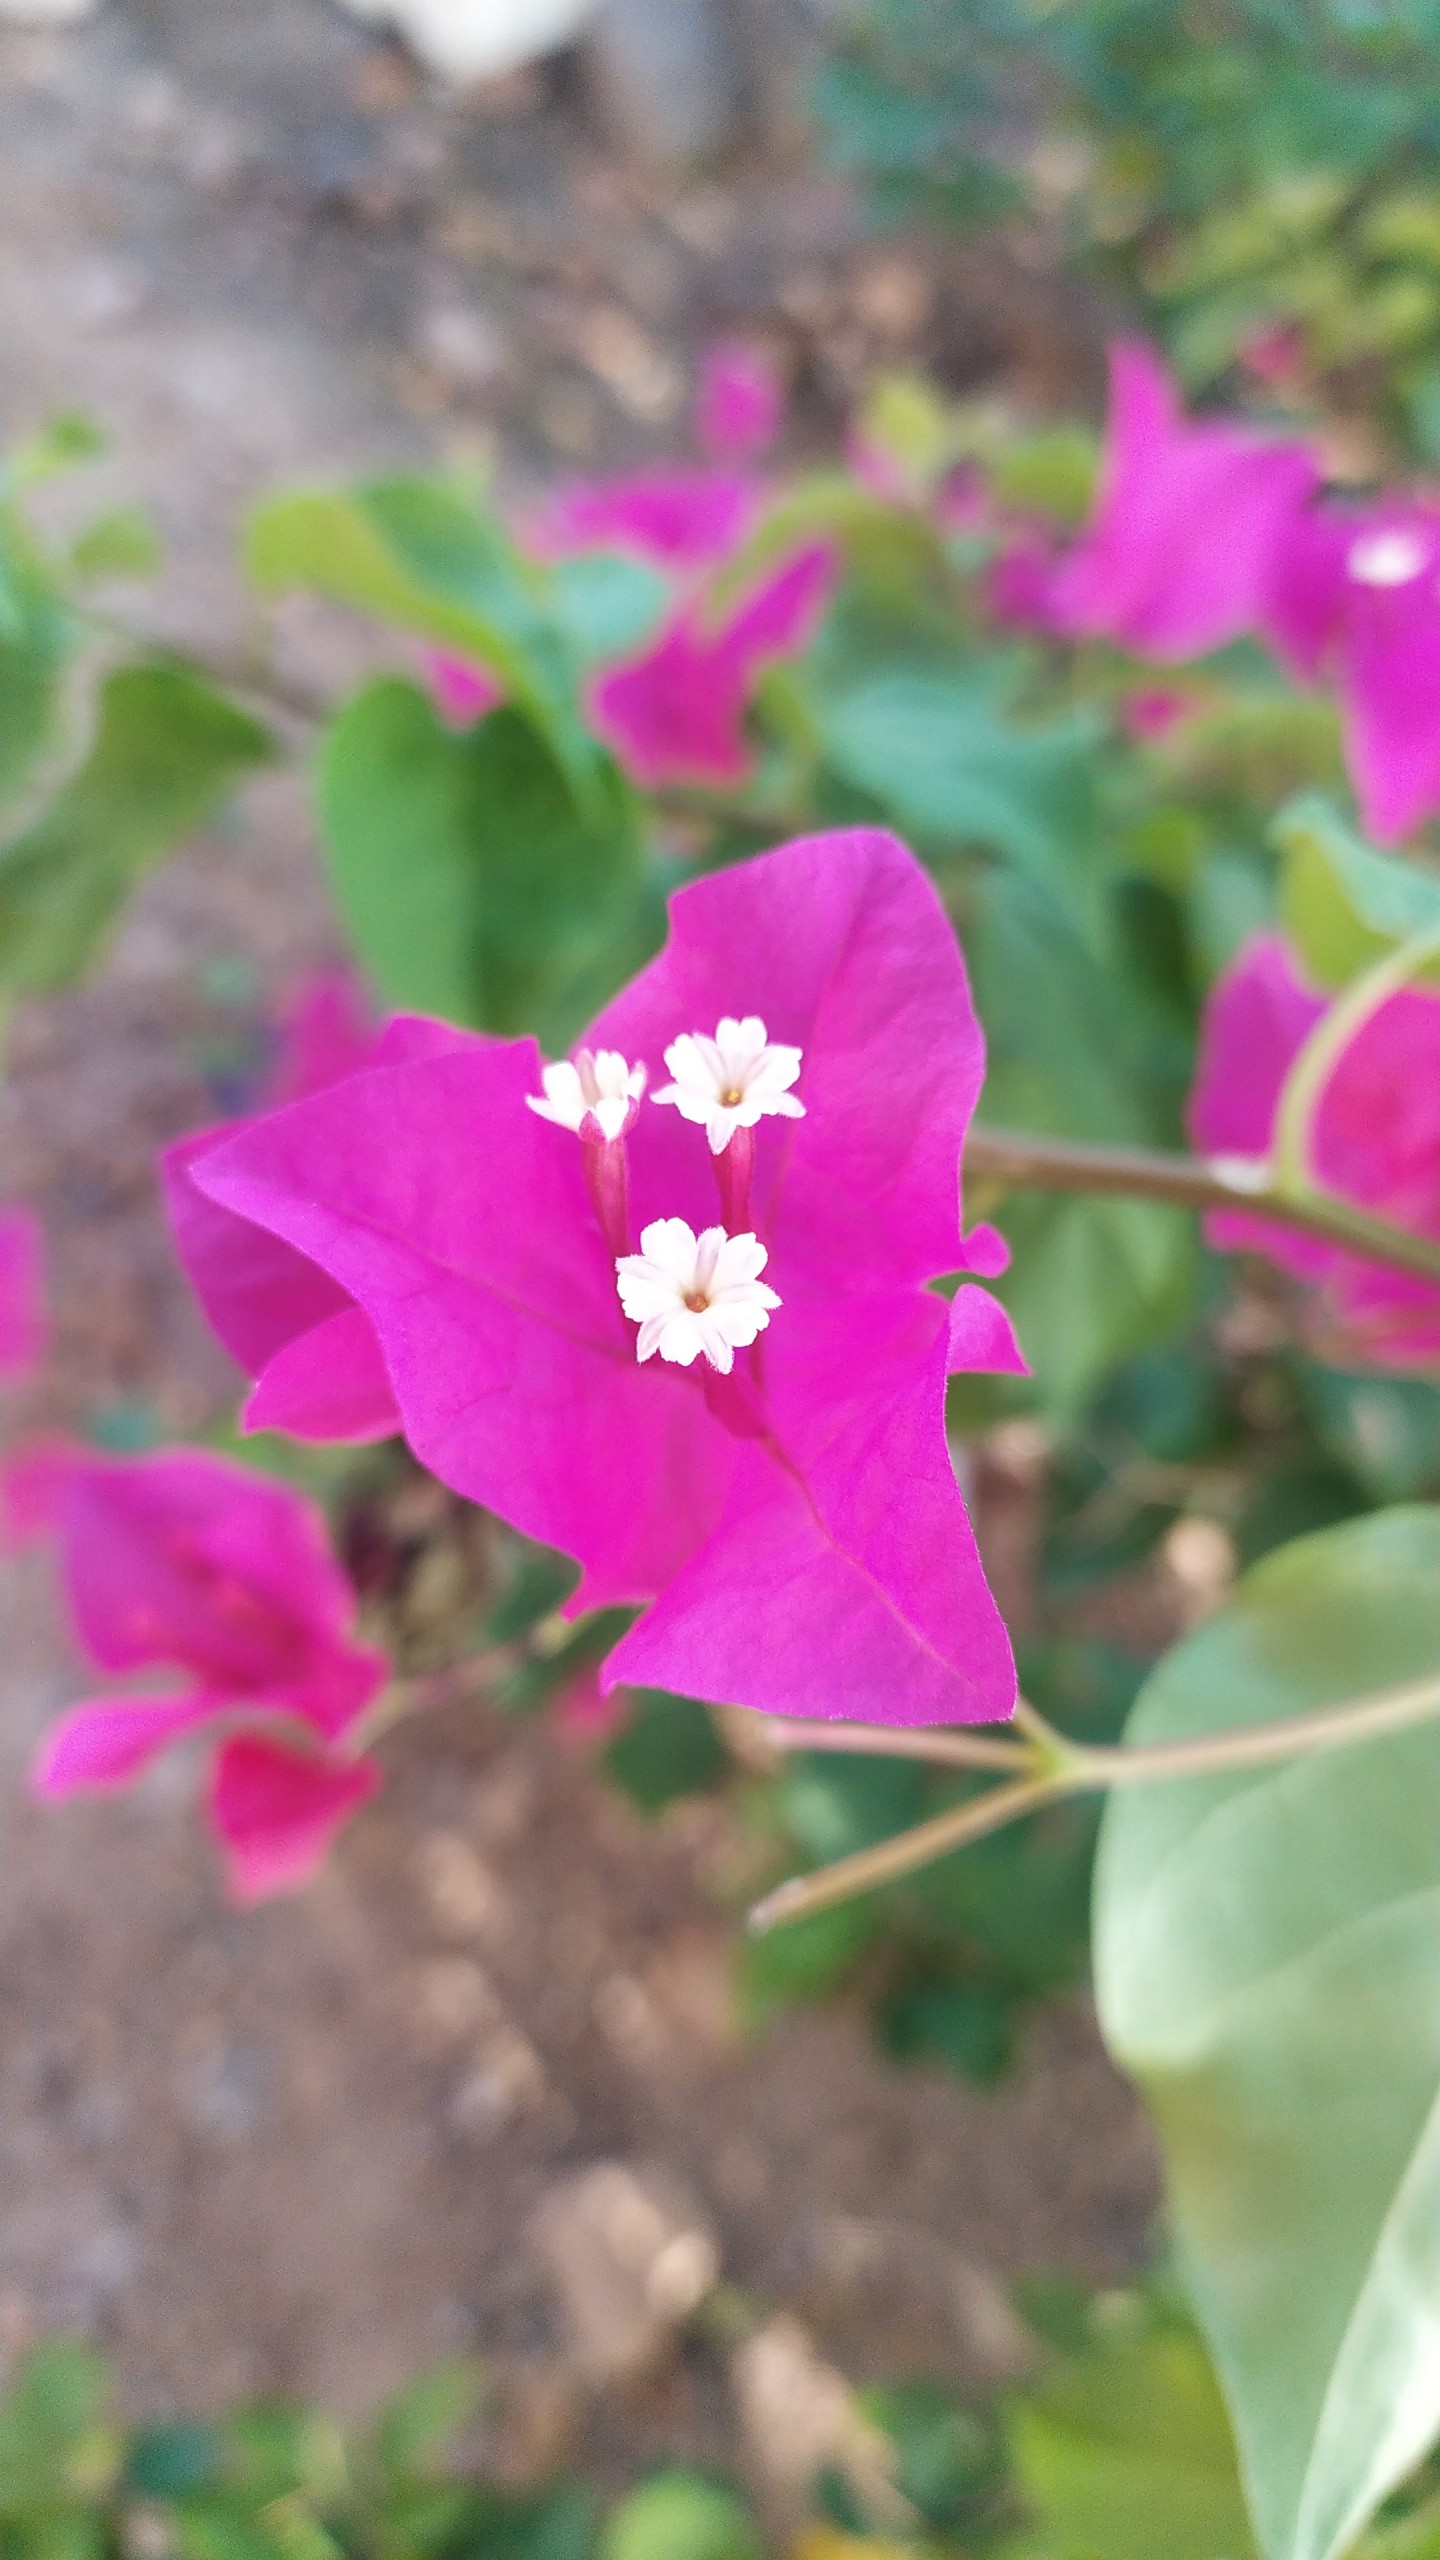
1274 794 1440 988
1094 1508 1440 2560
247 480 597 797
318 680 646 1040
0 664 270 996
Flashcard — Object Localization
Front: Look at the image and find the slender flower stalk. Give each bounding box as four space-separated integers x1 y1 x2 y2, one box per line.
964 1125 1440 1286
1270 926 1440 1198
748 1675 1440 1931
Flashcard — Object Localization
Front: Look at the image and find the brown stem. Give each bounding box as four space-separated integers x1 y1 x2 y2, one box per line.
747 1775 1060 1933
757 1716 1032 1774
964 1126 1440 1286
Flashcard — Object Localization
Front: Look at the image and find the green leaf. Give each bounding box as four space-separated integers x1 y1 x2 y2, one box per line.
0 664 270 996
0 2342 117 2509
1005 2308 1257 2560
0 523 73 818
246 481 596 797
967 869 1196 1411
1274 794 1440 989
318 682 646 1040
371 2359 483 2479
1094 1508 1440 2560
68 505 163 585
548 552 668 666
603 1690 728 1815
815 666 1103 912
600 2470 762 2560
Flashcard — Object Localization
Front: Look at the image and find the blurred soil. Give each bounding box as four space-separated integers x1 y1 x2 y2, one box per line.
0 0 1154 2497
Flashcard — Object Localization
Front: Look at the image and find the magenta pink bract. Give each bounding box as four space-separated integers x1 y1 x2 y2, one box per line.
0 1204 46 1380
591 543 835 788
1188 932 1440 1367
183 829 1023 1727
1265 501 1440 844
538 468 758 572
30 1447 387 1901
1052 341 1318 658
697 340 784 463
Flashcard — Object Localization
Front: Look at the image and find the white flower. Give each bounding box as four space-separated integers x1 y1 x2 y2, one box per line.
615 1218 781 1373
1347 529 1429 588
651 1015 805 1155
526 1048 646 1143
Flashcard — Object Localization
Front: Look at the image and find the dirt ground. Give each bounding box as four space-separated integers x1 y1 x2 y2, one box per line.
0 0 1155 2500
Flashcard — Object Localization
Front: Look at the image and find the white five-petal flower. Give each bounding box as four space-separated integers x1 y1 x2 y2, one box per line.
527 1048 646 1143
615 1218 781 1373
651 1015 805 1155
1347 529 1429 588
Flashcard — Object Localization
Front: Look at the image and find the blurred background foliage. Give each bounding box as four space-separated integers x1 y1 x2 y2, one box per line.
816 0 1440 459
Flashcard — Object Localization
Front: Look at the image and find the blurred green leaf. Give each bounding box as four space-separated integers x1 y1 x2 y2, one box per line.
318 683 645 1041
1005 2309 1257 2559
1299 1364 1440 1506
600 2470 763 2560
68 506 162 586
1274 794 1440 988
815 666 1103 914
1094 1508 1440 2560
603 1689 728 1815
247 481 597 797
0 525 74 819
0 2343 117 2510
370 2360 483 2480
0 664 270 997
548 552 669 666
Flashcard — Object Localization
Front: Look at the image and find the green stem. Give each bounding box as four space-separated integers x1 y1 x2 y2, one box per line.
747 1676 1439 1930
964 1126 1440 1286
1271 925 1440 1197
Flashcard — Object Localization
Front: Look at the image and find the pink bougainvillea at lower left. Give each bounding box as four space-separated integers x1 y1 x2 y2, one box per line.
175 828 1026 1729
1188 931 1440 1368
30 1448 387 1902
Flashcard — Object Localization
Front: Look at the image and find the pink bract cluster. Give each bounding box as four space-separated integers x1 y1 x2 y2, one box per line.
168 829 1026 1729
428 339 835 790
28 1448 386 1903
998 339 1440 846
1189 932 1440 1368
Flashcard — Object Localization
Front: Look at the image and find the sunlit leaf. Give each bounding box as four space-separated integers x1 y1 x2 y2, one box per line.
1094 1508 1440 2560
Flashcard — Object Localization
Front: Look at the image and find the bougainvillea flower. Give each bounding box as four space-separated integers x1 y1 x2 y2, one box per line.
1118 685 1196 744
1265 501 1440 843
538 468 758 573
160 1003 440 1447
264 968 377 1107
0 1204 46 1381
30 1447 387 1901
592 541 835 788
982 531 1063 634
181 828 1024 1727
697 339 784 463
423 649 505 730
1188 931 1440 1367
1051 340 1318 657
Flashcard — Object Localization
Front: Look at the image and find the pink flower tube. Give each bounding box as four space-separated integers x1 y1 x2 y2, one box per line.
175 830 1026 1729
30 1448 387 1901
1188 932 1440 1367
